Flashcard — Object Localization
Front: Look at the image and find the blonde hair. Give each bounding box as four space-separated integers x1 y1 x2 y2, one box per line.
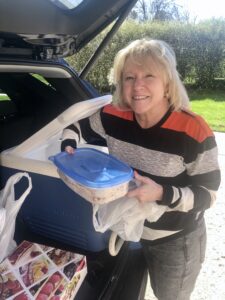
109 39 189 110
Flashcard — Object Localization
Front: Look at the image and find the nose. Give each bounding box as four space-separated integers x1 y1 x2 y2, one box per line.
133 77 144 89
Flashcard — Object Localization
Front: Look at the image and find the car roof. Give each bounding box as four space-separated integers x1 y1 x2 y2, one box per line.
0 0 137 59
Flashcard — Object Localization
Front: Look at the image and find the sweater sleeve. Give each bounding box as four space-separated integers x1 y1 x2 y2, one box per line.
61 110 107 151
158 132 221 213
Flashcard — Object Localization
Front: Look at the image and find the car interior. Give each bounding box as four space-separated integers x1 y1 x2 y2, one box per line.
0 64 95 151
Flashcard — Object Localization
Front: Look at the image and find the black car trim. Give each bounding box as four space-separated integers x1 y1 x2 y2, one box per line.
79 0 138 79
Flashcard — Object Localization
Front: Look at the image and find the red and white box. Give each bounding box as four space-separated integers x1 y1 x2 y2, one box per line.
0 240 87 299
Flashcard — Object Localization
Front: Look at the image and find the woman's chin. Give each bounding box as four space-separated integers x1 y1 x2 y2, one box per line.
132 104 151 115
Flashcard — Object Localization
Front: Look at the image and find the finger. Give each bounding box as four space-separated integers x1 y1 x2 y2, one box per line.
127 187 141 198
65 146 75 154
134 171 151 184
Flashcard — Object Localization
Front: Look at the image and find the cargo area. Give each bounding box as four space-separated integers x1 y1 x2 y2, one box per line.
0 97 112 253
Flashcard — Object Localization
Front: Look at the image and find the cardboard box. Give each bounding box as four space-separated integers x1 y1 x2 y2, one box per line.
0 241 87 300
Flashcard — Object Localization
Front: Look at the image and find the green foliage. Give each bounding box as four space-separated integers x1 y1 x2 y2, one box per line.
190 19 225 88
67 19 225 93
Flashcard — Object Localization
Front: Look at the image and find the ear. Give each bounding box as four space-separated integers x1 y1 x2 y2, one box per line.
164 83 169 98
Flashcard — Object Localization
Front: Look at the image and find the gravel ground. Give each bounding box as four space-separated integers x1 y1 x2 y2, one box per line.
145 132 225 300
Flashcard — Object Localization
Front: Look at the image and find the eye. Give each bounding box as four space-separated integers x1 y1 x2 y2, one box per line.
124 76 135 81
146 74 154 78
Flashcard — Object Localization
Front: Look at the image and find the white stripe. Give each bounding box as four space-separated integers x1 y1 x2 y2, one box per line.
168 186 194 212
62 127 79 143
142 226 181 240
186 147 219 176
76 123 87 144
90 110 107 138
106 138 185 177
170 186 181 204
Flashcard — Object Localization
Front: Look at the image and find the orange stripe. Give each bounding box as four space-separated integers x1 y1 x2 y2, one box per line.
162 111 213 142
103 104 134 121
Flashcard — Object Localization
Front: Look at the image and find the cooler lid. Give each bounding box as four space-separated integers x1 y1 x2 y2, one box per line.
49 148 133 188
10 95 112 156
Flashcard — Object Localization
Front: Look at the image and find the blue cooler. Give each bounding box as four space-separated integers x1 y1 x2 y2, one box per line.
0 148 133 252
0 97 116 252
0 165 111 252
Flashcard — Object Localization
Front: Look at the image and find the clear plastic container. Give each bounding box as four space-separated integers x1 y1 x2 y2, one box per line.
49 148 133 204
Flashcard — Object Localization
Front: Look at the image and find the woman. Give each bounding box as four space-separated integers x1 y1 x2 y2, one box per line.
61 39 221 300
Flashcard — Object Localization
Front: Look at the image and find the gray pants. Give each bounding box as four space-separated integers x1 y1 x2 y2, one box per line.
142 219 206 300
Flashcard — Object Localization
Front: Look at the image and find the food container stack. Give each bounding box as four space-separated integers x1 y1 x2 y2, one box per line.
49 148 134 204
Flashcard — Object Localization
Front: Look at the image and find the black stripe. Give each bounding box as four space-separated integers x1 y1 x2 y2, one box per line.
157 185 174 206
67 124 80 140
79 118 107 146
168 187 182 208
190 185 212 210
189 170 221 190
135 167 188 186
145 211 198 231
141 218 202 245
61 139 77 151
101 112 216 160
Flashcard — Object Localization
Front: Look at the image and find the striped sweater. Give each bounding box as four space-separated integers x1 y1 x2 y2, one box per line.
61 104 221 244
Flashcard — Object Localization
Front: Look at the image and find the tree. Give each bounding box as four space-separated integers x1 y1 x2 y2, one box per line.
137 0 149 21
129 0 150 21
130 0 190 23
151 0 180 21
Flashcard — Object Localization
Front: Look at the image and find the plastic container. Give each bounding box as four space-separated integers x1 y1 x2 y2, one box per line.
49 148 134 204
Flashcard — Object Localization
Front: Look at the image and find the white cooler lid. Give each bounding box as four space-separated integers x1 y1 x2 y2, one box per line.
9 95 112 156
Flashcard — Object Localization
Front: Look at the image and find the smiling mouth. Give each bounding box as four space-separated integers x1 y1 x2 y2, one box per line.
133 96 150 100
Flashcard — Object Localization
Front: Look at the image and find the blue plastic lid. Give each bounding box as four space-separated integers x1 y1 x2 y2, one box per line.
49 148 133 188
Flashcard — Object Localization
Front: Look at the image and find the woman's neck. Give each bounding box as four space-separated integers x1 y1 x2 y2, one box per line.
135 105 170 129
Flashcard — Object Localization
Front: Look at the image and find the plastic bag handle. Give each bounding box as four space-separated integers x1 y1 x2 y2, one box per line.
108 232 124 256
0 172 32 263
0 208 6 234
1 172 32 208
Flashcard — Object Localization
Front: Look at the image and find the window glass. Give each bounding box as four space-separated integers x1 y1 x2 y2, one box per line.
30 73 50 86
0 92 10 101
49 0 83 10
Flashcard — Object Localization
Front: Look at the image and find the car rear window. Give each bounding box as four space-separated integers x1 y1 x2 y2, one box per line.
48 0 84 10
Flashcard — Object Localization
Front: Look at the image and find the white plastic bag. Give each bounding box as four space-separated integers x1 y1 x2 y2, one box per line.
93 196 166 242
0 172 32 262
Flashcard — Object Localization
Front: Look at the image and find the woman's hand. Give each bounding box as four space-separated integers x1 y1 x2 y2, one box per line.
127 171 163 203
65 146 75 154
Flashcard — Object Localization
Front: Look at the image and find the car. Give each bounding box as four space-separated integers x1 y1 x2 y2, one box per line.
0 0 148 299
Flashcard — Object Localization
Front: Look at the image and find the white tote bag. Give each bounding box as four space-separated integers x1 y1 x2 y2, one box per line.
0 172 32 262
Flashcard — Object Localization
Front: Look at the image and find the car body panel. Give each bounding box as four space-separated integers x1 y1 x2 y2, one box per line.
0 0 138 58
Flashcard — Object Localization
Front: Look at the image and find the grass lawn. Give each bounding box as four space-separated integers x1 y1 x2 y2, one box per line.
1 88 225 132
188 88 225 133
191 99 225 132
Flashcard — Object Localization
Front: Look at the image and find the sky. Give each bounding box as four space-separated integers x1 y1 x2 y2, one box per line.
176 0 225 21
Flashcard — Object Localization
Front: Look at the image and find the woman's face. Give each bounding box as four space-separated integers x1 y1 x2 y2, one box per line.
121 56 169 120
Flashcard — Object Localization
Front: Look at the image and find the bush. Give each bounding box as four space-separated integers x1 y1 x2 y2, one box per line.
67 19 225 92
